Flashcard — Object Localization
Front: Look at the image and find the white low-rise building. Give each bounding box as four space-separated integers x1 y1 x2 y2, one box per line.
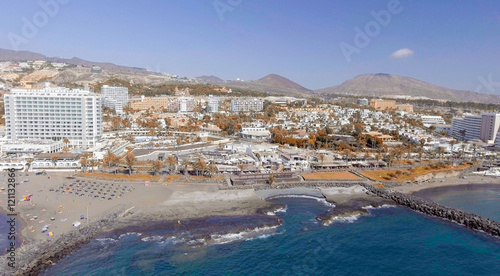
421 115 446 127
31 153 81 170
1 139 64 154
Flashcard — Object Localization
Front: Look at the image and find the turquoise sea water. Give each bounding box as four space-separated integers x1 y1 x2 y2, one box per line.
34 185 500 275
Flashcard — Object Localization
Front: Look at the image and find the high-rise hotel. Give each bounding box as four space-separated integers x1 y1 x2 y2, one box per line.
4 85 103 149
101 85 128 114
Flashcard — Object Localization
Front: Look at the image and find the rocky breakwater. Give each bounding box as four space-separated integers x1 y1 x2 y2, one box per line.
364 185 500 237
1 212 121 276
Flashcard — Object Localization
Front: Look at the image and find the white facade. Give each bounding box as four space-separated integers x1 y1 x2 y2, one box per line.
1 139 64 154
451 115 482 141
168 97 195 113
421 115 445 126
101 85 128 114
4 87 103 149
231 98 264 112
480 113 500 143
207 95 219 112
451 113 500 143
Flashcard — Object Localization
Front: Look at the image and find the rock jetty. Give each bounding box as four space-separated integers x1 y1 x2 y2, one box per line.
364 185 500 237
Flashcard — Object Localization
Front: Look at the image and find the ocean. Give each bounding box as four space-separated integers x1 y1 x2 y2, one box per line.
23 185 500 275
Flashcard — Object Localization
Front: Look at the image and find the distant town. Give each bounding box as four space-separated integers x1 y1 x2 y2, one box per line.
1 60 500 183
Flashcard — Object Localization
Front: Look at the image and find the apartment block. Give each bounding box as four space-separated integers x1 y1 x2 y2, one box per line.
480 113 500 143
207 95 220 112
4 86 102 149
129 96 171 110
101 85 128 114
231 98 264 112
451 113 500 143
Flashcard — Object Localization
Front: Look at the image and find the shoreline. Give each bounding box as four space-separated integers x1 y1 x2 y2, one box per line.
392 175 500 194
2 169 500 275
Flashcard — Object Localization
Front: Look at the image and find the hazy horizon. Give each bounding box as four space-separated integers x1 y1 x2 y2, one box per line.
1 0 499 92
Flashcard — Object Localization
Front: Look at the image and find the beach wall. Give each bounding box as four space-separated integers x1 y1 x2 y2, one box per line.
364 185 500 237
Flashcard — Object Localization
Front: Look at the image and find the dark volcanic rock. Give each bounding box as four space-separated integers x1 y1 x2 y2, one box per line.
363 184 500 238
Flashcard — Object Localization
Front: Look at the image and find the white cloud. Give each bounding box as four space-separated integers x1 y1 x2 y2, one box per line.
391 48 414 59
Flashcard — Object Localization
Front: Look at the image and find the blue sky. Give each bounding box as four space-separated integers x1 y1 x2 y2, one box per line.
0 0 499 92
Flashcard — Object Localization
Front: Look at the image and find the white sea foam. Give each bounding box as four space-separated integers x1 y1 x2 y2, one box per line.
141 236 163 242
118 232 142 239
209 225 281 245
362 204 396 210
246 229 285 241
270 195 334 207
266 205 288 216
96 238 118 245
323 214 361 226
186 238 206 246
275 206 288 213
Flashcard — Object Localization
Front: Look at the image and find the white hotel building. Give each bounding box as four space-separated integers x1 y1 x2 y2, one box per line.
421 115 446 127
4 86 103 149
207 95 220 113
101 85 128 114
451 114 482 141
231 98 264 112
451 113 500 143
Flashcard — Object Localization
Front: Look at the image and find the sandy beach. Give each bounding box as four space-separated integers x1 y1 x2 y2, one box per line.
393 175 500 194
0 172 277 243
0 172 281 274
1 168 499 275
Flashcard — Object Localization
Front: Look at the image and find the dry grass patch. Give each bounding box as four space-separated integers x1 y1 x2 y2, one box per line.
302 172 361 180
77 172 160 181
164 175 182 182
361 164 471 182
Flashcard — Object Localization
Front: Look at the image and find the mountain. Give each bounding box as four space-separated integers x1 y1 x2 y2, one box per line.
0 48 148 74
226 74 312 96
315 73 500 103
0 49 46 61
196 75 225 84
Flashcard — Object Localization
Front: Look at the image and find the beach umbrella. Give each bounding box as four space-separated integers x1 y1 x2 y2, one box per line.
49 232 53 237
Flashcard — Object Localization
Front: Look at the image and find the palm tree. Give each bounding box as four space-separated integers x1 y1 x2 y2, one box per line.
194 157 207 176
151 160 164 175
459 129 466 141
437 147 445 161
180 158 190 175
125 151 136 175
237 163 246 174
166 155 177 174
269 174 276 185
318 153 325 168
80 152 92 172
460 143 467 160
103 152 118 168
418 146 424 162
63 138 70 149
208 162 218 177
51 155 58 168
88 158 99 172
26 158 34 170
343 149 351 167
